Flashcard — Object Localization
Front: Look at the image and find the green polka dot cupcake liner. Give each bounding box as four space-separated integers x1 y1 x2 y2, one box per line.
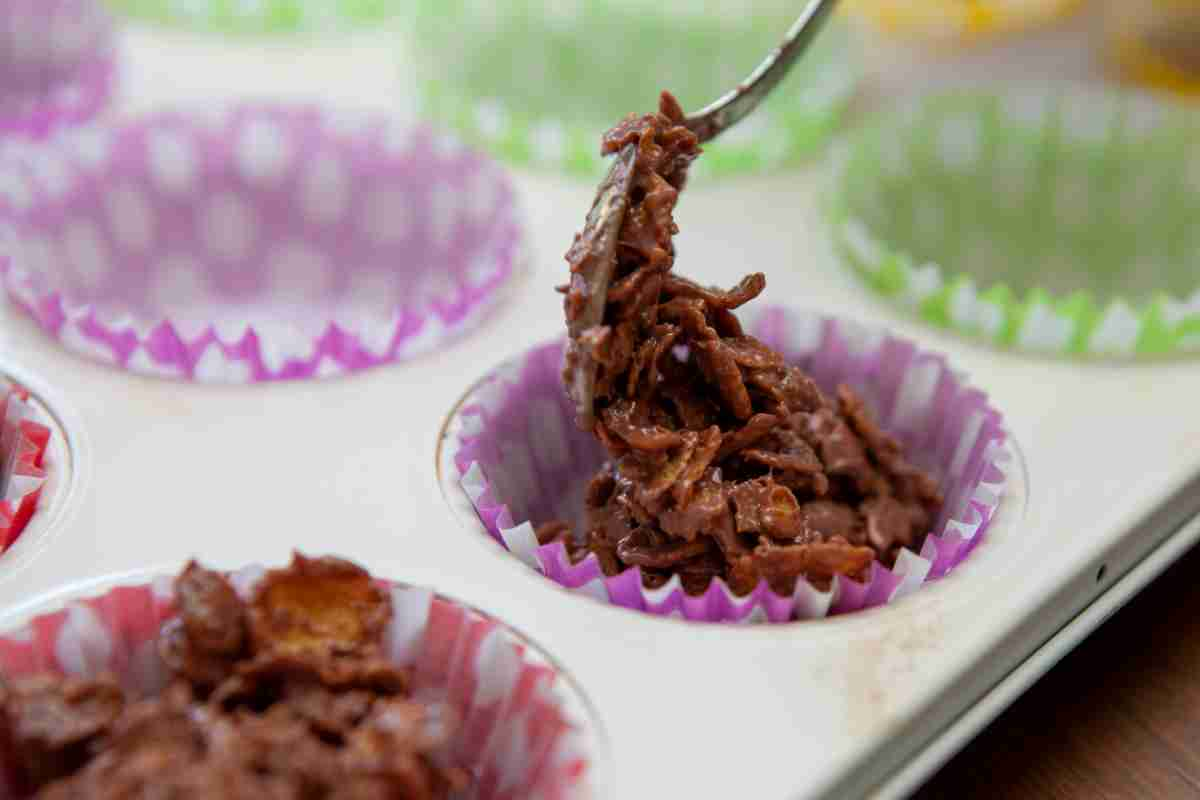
828 87 1200 359
105 0 404 34
408 0 859 179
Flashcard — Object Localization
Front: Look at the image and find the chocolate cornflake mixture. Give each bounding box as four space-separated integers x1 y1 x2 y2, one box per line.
0 555 467 799
549 92 944 597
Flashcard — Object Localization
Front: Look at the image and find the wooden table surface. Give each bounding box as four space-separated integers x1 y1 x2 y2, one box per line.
916 542 1200 799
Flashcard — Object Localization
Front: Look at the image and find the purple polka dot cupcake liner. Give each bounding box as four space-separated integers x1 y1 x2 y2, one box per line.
0 105 526 382
448 306 1011 624
0 0 115 138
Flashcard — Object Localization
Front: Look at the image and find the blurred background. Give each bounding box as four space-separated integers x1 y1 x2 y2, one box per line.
97 0 1200 153
0 0 1196 379
97 0 1200 167
0 0 1197 372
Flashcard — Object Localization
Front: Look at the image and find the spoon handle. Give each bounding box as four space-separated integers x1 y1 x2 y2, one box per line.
684 0 839 144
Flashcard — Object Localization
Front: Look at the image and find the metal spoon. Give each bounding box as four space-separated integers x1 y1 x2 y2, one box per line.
566 0 840 429
684 0 840 144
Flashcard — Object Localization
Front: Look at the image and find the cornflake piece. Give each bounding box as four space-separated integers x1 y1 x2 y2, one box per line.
160 563 247 689
0 675 125 789
249 554 391 658
176 562 245 657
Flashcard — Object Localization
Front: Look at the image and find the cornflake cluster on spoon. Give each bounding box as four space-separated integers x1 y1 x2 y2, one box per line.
547 92 944 597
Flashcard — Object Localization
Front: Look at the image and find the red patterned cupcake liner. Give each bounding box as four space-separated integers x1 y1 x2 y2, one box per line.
0 382 51 553
0 567 602 799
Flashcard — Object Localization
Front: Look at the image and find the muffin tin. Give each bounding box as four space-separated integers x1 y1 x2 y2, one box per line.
3 21 1200 800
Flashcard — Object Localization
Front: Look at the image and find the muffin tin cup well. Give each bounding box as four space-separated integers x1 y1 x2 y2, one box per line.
408 0 858 179
448 306 1010 624
107 0 403 35
0 105 526 382
0 380 51 552
0 0 115 138
0 567 604 799
829 87 1200 359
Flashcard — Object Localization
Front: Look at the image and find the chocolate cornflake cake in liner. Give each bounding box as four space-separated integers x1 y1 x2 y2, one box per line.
450 94 1009 623
829 87 1200 358
0 105 524 382
0 554 600 798
0 0 115 138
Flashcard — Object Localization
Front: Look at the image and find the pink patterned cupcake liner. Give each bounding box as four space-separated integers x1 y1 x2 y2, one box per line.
0 380 50 553
0 567 601 800
450 305 1011 623
0 0 115 138
0 105 526 382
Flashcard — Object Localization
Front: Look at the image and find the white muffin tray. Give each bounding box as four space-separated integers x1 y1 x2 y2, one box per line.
2 21 1200 800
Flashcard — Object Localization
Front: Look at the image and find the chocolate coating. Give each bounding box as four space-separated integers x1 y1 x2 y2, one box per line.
2 556 466 799
552 93 944 598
